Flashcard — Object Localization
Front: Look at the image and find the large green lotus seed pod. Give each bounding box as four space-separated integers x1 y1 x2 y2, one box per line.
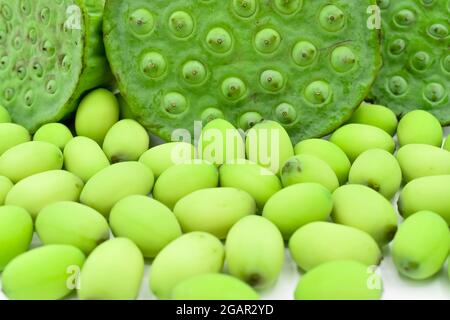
2 245 85 300
103 0 381 143
397 110 443 147
348 102 399 136
0 176 13 205
0 0 112 133
0 105 11 123
33 123 74 150
0 123 30 156
370 0 450 125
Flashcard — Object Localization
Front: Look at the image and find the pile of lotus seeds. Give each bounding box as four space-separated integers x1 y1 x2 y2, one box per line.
0 88 449 300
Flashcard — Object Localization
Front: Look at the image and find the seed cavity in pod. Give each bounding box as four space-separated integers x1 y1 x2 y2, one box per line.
292 41 317 67
201 108 224 124
275 103 297 124
319 5 346 32
16 64 26 80
254 28 281 54
163 92 188 115
221 77 247 100
129 8 154 35
41 40 55 57
260 70 284 92
232 0 257 18
140 52 167 79
46 79 57 94
61 55 71 72
169 11 194 38
388 76 408 96
20 0 31 16
442 55 450 73
410 51 431 71
4 88 14 101
331 46 357 72
428 24 449 39
206 27 233 54
389 38 406 55
13 36 23 50
182 60 207 85
304 81 331 104
239 112 263 131
393 9 416 27
24 90 34 107
274 0 303 15
0 30 6 44
423 83 445 103
31 62 44 78
421 0 434 5
0 55 9 70
1 4 12 20
28 27 37 44
40 7 50 24
377 0 390 9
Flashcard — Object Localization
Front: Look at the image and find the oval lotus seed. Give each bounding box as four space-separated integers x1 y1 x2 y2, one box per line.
410 51 431 71
260 70 284 92
201 108 224 124
423 83 445 103
292 41 317 67
331 46 357 72
16 64 26 80
32 62 43 78
163 92 188 115
389 38 406 55
305 81 331 104
319 5 346 32
442 55 450 73
182 60 207 85
394 9 416 26
24 90 34 106
140 52 167 79
221 77 247 100
232 0 257 17
388 76 408 96
41 40 55 57
129 9 154 35
61 55 71 72
40 7 50 24
169 11 194 38
428 24 449 39
46 80 57 94
206 27 233 53
275 103 297 124
274 0 303 15
254 28 281 54
239 112 263 131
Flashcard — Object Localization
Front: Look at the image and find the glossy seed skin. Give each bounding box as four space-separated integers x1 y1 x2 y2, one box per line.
397 110 443 147
348 103 398 136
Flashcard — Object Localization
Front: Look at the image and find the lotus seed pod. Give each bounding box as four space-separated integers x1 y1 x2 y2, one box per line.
332 184 398 247
153 161 219 210
0 105 11 123
36 202 110 255
75 89 120 145
0 206 33 271
280 154 339 192
397 110 443 147
2 245 85 300
63 136 110 183
109 195 182 258
5 170 84 219
0 176 13 205
174 188 256 239
33 123 74 150
78 238 144 300
330 124 395 162
444 137 450 151
226 216 284 290
171 273 260 301
246 120 294 174
289 222 382 272
349 149 402 199
0 123 30 156
294 260 383 300
396 144 450 182
219 160 282 209
149 232 225 299
80 162 154 217
102 119 150 163
398 175 450 225
199 119 245 166
348 103 398 136
262 183 332 240
294 139 351 185
0 141 63 183
139 142 195 178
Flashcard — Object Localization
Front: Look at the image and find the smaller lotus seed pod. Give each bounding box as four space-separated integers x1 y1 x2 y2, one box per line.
289 222 381 271
75 89 120 145
0 105 11 123
0 123 30 156
0 206 33 271
397 144 450 182
397 110 443 147
109 195 182 258
0 141 63 183
174 188 256 239
294 260 382 300
332 184 398 246
226 216 284 290
281 154 339 192
262 183 333 239
36 202 110 255
171 273 260 300
444 137 450 151
246 120 294 174
153 161 219 210
2 245 85 300
63 136 110 183
102 119 150 163
219 160 282 209
330 124 395 162
149 232 224 299
348 103 398 136
78 238 144 300
0 176 13 205
392 211 449 280
198 119 245 166
33 123 74 150
80 162 154 217
349 149 402 199
5 170 84 219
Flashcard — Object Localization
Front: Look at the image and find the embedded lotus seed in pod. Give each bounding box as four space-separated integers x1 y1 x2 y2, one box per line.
319 5 346 32
2 245 85 300
171 273 260 300
63 136 110 183
0 141 63 183
182 60 207 85
36 202 110 255
0 123 30 156
221 77 247 101
329 124 395 162
80 162 154 217
0 105 11 123
0 206 33 271
232 0 258 18
348 149 402 199
78 238 144 300
397 110 443 147
398 175 450 225
5 170 84 219
198 119 245 166
174 188 256 239
332 184 398 247
0 176 13 205
109 195 182 258
348 103 398 136
238 112 264 132
280 154 339 192
33 123 74 150
75 89 120 145
392 211 449 280
102 119 150 163
396 144 450 182
444 137 450 151
262 183 333 240
226 216 284 290
149 232 224 300
168 11 195 38
219 160 282 210
153 161 219 210
330 46 357 73
294 260 383 300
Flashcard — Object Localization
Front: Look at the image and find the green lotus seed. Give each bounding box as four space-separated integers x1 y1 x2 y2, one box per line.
393 9 416 26
274 0 303 15
397 110 443 147
331 46 357 72
304 81 331 104
201 108 224 124
33 123 73 150
254 28 281 54
0 105 11 123
291 41 317 67
206 27 233 53
140 52 167 78
232 0 257 17
221 77 247 101
169 11 194 38
388 76 408 96
389 39 406 55
163 92 188 114
182 60 207 85
319 5 346 32
442 55 450 73
129 9 155 35
410 51 431 71
275 103 297 124
348 102 398 136
423 82 445 103
238 112 263 131
260 70 284 92
428 23 448 39
0 176 13 205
